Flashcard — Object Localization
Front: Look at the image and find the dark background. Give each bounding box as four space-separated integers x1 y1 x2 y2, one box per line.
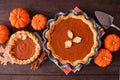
0 0 120 80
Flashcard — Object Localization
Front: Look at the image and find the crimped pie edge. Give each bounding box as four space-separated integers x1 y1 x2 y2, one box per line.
6 30 41 65
45 13 98 66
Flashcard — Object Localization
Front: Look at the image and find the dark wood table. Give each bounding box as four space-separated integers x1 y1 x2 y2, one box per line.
0 0 120 80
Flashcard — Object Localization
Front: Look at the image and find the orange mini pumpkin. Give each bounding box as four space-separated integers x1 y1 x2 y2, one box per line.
9 8 30 28
31 14 47 30
104 34 120 52
0 25 9 44
94 48 112 67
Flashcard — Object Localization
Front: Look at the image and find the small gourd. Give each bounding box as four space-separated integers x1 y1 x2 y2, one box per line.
9 8 30 28
104 34 120 52
31 14 47 30
94 48 112 67
0 25 9 44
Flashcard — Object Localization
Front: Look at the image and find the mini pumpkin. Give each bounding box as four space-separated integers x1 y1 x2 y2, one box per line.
94 48 112 67
9 8 30 28
0 25 9 44
31 14 47 30
104 34 120 52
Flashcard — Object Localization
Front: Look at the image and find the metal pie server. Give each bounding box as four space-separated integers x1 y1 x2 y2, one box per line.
95 11 120 31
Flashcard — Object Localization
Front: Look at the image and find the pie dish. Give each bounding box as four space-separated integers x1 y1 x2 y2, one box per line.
43 10 101 69
6 30 41 64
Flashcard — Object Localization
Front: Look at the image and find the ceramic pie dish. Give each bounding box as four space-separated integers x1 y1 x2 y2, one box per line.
43 10 101 69
6 30 41 65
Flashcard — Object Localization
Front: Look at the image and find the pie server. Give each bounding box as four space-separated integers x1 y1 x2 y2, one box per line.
95 11 120 31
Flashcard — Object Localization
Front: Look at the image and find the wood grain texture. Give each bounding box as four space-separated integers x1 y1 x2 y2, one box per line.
0 0 120 80
0 75 118 80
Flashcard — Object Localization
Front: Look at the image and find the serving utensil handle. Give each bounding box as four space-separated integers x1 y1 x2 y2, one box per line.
111 24 120 31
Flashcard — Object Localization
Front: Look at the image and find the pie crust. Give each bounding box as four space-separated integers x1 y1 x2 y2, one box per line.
6 30 41 65
45 13 98 66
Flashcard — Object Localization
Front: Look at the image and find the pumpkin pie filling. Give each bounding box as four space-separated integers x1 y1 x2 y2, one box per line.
51 18 94 61
12 37 35 60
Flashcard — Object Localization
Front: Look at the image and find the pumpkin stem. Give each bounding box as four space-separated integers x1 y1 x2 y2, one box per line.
17 12 21 18
103 56 107 60
112 42 116 44
112 41 118 46
37 20 40 22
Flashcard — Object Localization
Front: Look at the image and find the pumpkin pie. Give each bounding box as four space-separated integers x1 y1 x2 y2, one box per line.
44 12 99 66
6 31 41 64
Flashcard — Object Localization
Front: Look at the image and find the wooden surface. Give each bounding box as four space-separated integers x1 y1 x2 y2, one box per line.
0 0 120 80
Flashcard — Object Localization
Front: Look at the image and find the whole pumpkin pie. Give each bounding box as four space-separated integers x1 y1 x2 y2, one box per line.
44 12 99 66
7 31 41 64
